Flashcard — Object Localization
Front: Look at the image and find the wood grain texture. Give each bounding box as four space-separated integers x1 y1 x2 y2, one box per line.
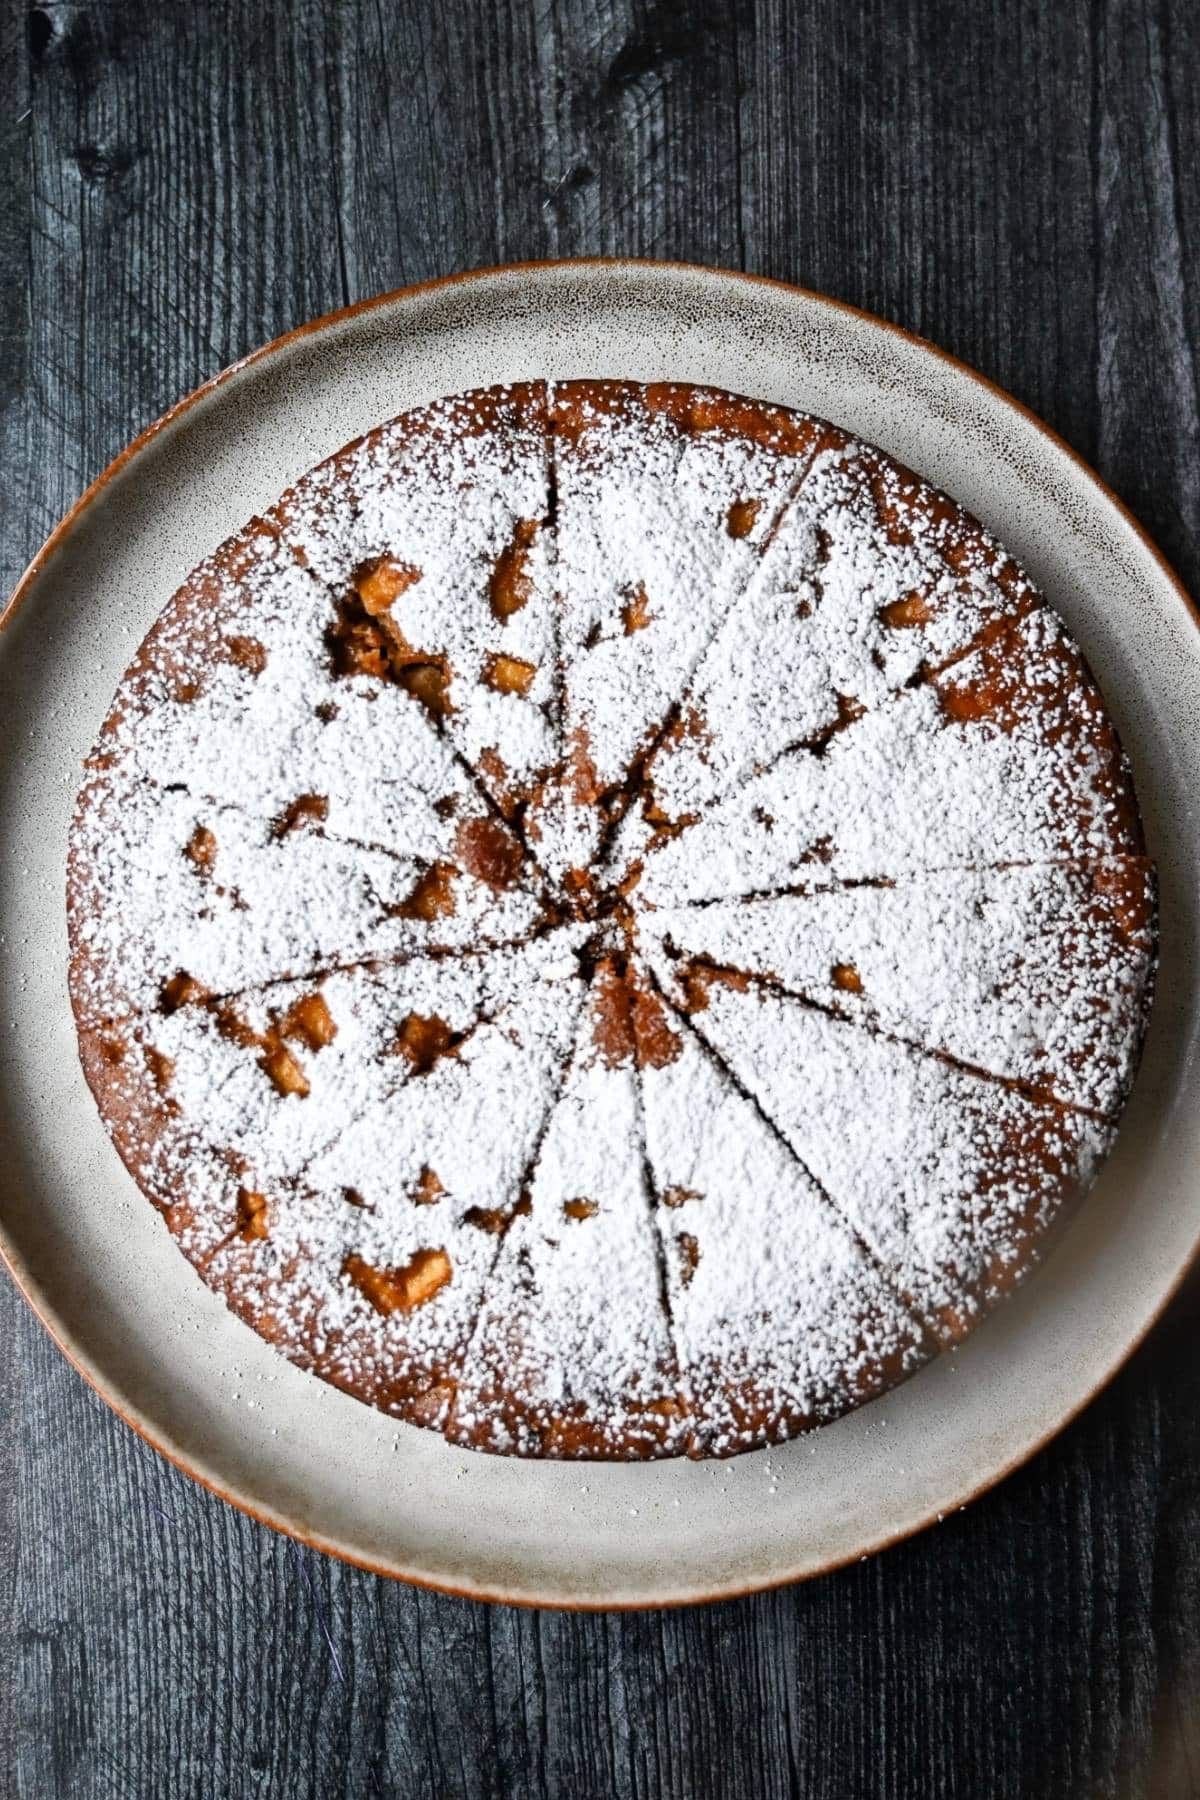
2 0 1200 1794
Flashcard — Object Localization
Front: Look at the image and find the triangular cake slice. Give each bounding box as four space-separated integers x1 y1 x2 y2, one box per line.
447 960 688 1457
634 989 929 1455
633 437 1039 835
267 384 560 824
89 518 516 853
85 934 585 1213
175 937 588 1427
635 607 1142 907
68 779 549 1030
527 383 832 890
646 945 1111 1341
643 859 1156 1116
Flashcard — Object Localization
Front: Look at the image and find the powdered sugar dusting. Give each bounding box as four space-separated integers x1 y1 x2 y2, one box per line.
645 943 1112 1340
267 385 560 821
638 1012 928 1454
448 983 687 1457
633 608 1138 907
643 859 1156 1115
68 380 1154 1460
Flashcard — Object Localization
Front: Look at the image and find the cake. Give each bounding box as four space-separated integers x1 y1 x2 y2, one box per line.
67 380 1157 1459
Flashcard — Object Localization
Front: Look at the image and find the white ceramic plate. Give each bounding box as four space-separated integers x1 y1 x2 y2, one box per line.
3 260 1198 1609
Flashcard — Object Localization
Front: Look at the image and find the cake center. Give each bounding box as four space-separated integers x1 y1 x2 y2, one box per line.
585 908 636 962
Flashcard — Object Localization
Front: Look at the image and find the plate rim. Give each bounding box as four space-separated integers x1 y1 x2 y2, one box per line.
4 255 1198 1610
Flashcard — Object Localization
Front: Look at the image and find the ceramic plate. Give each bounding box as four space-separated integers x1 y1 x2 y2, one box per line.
3 261 1198 1609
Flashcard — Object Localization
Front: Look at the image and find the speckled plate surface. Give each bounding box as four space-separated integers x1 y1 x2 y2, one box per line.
3 260 1198 1609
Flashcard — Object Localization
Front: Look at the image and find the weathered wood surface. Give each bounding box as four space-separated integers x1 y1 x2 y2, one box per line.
2 1 1200 1794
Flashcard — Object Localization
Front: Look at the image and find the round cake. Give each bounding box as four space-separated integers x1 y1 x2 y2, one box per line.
67 380 1157 1459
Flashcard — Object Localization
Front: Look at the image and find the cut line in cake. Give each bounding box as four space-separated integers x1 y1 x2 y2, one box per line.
640 857 1156 1117
634 980 935 1454
643 949 1114 1347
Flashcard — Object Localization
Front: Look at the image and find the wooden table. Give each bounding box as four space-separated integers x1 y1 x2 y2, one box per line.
3 3 1199 1794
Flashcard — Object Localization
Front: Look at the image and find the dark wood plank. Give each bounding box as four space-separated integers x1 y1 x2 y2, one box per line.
0 7 30 1782
3 1 1200 1795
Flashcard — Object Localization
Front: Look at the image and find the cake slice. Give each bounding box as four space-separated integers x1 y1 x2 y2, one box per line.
83 932 585 1201
634 607 1141 907
634 438 1039 834
646 947 1112 1341
635 994 929 1455
528 383 832 891
68 779 550 1030
447 959 688 1457
267 383 560 826
643 858 1156 1116
270 938 590 1427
